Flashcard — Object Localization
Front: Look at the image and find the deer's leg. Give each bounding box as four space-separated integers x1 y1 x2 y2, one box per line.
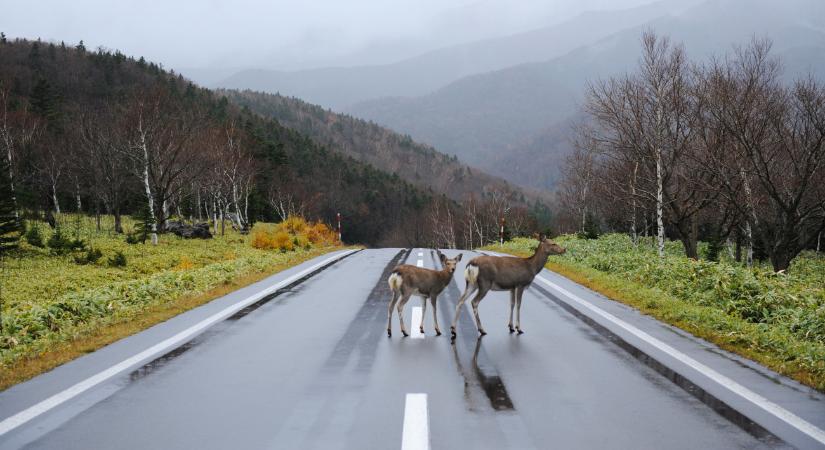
397 292 412 337
451 281 477 338
430 295 441 336
515 286 525 334
387 290 399 337
420 295 428 334
508 289 516 333
471 286 490 336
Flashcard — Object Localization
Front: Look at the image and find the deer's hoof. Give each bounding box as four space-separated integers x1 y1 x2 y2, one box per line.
435 330 442 336
451 330 457 340
479 329 487 336
387 330 392 337
419 327 425 334
508 325 515 334
517 329 524 335
402 331 409 337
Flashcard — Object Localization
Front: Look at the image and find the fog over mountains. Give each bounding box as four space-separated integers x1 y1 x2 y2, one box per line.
212 0 825 192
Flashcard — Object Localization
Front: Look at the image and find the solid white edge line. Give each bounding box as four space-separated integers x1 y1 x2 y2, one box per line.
401 393 429 450
0 249 357 437
534 274 825 446
411 306 424 339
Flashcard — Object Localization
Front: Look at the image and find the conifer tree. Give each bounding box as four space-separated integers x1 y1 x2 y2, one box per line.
0 151 21 253
0 151 22 333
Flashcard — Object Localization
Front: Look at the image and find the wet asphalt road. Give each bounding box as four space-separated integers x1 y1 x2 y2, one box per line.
1 249 785 449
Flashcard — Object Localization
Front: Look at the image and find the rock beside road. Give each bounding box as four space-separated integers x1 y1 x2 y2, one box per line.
166 221 213 239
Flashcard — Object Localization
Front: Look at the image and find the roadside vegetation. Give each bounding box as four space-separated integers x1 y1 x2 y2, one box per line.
485 234 825 392
0 214 342 391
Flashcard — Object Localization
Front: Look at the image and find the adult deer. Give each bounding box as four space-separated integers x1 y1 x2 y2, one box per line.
451 236 565 338
387 251 463 337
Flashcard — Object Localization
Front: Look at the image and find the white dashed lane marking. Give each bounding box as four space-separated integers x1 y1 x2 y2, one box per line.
401 393 429 450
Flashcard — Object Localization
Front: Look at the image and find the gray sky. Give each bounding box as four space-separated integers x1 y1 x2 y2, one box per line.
1 0 658 72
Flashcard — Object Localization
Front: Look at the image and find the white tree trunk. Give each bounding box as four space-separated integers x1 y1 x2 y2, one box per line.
655 147 665 258
52 182 61 215
140 130 158 245
232 183 244 229
196 189 202 222
6 145 18 221
738 166 757 267
75 181 82 212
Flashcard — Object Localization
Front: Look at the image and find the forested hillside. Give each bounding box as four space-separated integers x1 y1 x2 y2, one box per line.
0 38 443 246
0 37 553 248
218 90 546 206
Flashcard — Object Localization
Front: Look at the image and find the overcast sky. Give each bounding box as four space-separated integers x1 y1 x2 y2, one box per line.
1 0 659 72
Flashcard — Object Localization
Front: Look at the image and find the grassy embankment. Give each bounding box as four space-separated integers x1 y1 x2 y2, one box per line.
484 234 825 391
0 215 347 391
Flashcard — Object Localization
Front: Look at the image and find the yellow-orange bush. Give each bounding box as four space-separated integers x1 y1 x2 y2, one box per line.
250 217 338 252
174 256 194 271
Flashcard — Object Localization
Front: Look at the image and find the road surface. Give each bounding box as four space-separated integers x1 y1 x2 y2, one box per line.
1 248 822 449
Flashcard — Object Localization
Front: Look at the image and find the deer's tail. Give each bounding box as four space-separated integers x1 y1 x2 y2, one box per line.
464 264 479 286
388 272 403 291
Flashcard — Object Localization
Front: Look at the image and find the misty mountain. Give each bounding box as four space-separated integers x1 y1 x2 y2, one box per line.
348 0 825 191
212 0 696 110
218 90 548 206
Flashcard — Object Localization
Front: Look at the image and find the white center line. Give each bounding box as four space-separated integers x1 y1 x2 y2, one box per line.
401 393 429 450
0 250 358 437
417 252 423 257
410 306 424 339
534 274 825 447
416 259 423 267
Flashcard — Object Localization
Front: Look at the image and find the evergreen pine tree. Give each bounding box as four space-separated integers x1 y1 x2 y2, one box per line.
0 153 22 333
75 40 86 53
0 32 7 44
133 204 154 244
30 78 60 124
0 152 22 253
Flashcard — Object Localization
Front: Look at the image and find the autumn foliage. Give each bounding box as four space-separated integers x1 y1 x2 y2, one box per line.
250 217 338 252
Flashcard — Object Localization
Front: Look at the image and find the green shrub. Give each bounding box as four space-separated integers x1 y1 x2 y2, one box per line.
24 224 44 247
125 232 141 245
108 251 127 267
576 213 601 240
47 227 72 254
74 248 103 265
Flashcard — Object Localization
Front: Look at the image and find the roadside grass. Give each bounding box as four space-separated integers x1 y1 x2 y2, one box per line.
0 214 347 391
483 234 825 392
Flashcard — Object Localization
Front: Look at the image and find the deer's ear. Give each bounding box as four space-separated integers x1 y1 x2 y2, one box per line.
538 233 546 242
439 252 447 262
455 253 463 262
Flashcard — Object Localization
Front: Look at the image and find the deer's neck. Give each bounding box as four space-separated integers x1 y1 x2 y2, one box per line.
527 248 549 275
435 268 453 287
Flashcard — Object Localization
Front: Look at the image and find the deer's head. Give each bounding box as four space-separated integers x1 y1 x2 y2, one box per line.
438 251 463 273
536 234 566 255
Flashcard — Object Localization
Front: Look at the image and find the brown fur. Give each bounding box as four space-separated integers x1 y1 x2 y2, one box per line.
387 251 462 337
451 236 565 337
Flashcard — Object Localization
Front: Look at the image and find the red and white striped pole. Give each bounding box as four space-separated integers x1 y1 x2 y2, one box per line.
337 212 342 242
500 216 505 245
